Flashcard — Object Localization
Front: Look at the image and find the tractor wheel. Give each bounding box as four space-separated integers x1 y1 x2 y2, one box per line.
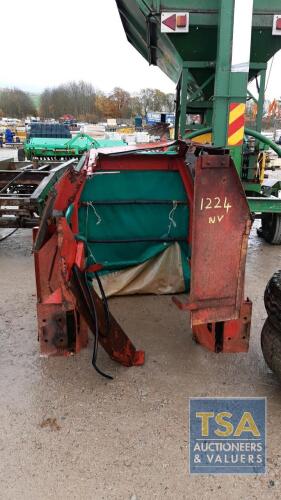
259 213 281 244
17 148 25 161
264 270 281 329
261 318 281 381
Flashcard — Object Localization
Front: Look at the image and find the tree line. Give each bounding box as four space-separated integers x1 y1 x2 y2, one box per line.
0 81 175 121
0 88 36 118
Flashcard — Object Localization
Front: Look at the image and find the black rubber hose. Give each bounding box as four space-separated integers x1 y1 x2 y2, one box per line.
84 276 113 380
94 271 110 337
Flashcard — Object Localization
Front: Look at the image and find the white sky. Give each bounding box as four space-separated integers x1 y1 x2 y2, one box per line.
1 0 281 99
1 0 174 94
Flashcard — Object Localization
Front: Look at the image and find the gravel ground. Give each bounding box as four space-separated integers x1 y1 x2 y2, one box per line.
0 159 281 499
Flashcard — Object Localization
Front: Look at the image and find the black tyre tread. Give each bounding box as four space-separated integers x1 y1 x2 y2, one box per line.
261 318 281 381
17 148 25 161
272 214 281 244
264 270 281 329
261 213 281 244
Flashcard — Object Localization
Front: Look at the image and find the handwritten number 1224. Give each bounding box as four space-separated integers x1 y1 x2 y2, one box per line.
200 197 232 213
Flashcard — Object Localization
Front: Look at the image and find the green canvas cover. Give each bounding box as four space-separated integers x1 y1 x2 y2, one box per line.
78 168 191 291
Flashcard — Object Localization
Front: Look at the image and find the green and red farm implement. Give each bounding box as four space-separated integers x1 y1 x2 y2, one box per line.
30 1 281 378
22 133 125 161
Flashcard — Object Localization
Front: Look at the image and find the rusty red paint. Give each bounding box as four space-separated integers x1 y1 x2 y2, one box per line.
33 221 88 356
86 263 103 273
53 171 86 211
87 285 145 367
189 153 252 325
192 300 252 353
33 160 145 365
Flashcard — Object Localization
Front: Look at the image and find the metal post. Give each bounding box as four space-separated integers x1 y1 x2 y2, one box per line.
179 68 189 138
174 80 181 140
213 0 254 174
256 69 266 133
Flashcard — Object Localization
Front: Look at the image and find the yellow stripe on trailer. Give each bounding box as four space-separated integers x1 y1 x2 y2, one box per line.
228 126 244 146
229 103 245 125
228 102 246 146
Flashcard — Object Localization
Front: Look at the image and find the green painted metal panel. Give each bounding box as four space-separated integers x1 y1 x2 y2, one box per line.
116 0 281 93
24 134 125 157
212 0 234 147
94 139 126 148
117 0 281 215
247 197 281 213
26 138 72 147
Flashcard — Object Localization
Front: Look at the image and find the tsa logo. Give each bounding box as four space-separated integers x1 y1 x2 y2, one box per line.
189 398 266 474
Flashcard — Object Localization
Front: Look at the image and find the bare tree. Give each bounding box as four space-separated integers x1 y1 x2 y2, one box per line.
0 88 36 118
40 81 97 121
139 88 175 114
39 82 175 121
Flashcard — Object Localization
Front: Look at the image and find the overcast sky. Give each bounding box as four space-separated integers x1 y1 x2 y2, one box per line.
1 0 281 99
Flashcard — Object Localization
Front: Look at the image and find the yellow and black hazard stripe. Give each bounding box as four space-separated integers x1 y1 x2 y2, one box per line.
227 102 246 146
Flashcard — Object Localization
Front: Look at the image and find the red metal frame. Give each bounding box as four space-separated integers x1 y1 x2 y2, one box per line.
33 162 145 365
173 151 252 352
33 141 253 368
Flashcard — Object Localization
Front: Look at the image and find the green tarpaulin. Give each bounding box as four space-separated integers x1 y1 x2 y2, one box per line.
78 169 190 292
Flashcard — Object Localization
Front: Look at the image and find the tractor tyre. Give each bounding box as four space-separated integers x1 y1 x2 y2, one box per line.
261 318 281 381
17 148 25 161
260 213 281 244
264 270 281 330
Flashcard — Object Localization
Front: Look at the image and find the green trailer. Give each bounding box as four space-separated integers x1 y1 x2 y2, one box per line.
22 133 125 161
116 0 281 242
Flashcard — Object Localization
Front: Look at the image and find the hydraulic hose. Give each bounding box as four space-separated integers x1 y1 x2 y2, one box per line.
84 275 113 380
184 127 281 158
94 271 110 337
245 128 281 158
